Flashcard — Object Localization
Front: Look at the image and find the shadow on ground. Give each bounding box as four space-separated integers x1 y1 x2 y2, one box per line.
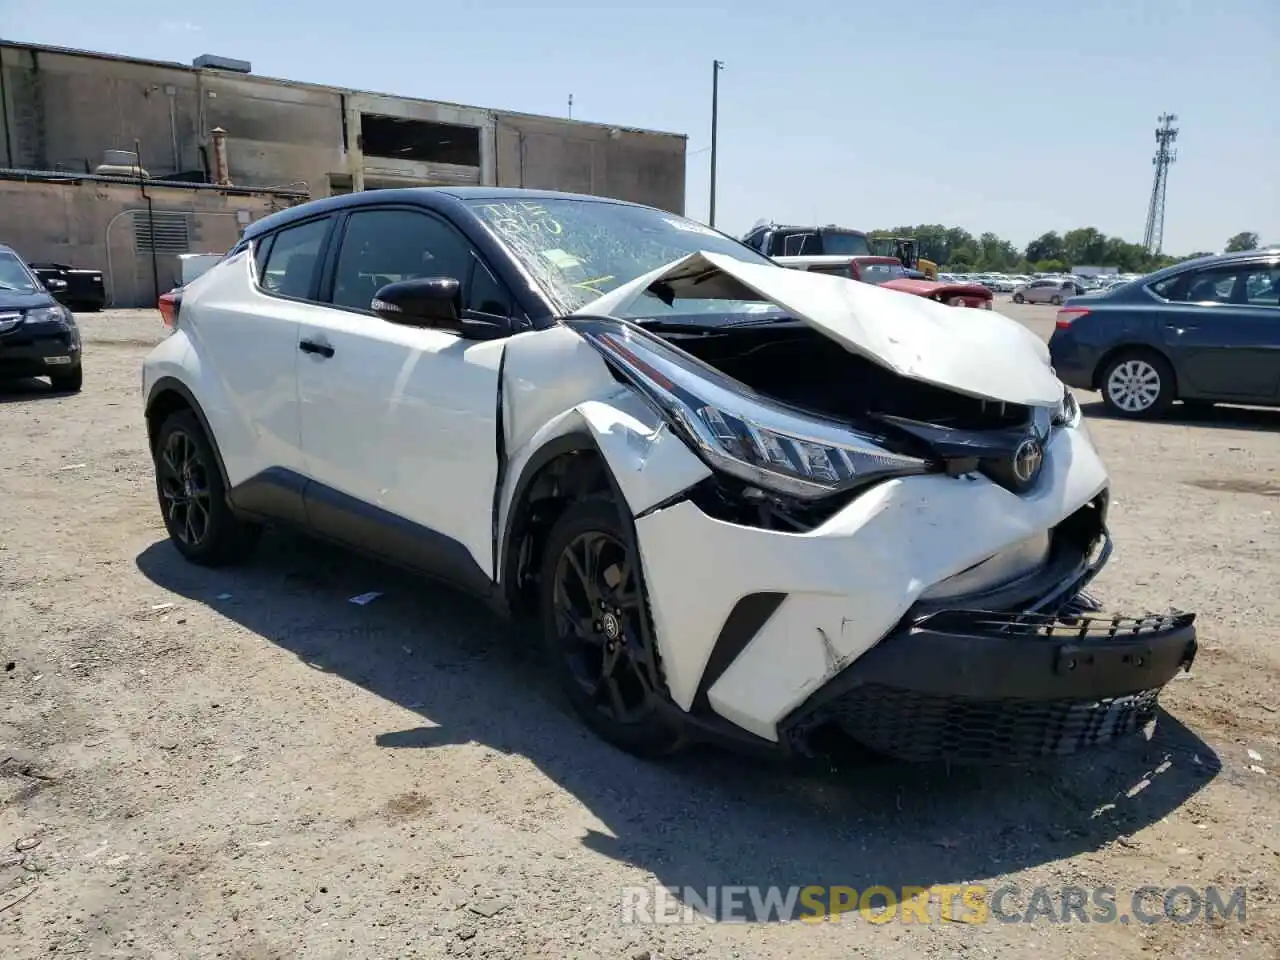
1080 397 1280 433
0 377 75 404
137 532 1220 921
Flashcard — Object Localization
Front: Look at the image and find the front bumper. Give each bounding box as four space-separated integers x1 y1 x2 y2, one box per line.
0 322 81 379
779 607 1197 764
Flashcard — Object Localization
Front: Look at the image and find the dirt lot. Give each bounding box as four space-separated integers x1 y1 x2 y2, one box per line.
2 304 1277 959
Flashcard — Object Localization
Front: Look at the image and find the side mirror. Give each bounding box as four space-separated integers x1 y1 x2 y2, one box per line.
371 276 511 341
372 277 461 328
45 277 68 293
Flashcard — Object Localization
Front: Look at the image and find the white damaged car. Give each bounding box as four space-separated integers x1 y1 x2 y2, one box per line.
142 189 1197 764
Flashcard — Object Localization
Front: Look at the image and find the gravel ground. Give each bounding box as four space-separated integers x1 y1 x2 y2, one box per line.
1 304 1277 959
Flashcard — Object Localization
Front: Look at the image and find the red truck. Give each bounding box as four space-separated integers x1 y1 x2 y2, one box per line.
773 253 994 309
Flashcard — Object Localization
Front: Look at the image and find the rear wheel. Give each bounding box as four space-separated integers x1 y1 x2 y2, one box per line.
153 410 260 566
1049 294 1063 306
1013 293 1025 304
538 497 684 757
1100 350 1175 419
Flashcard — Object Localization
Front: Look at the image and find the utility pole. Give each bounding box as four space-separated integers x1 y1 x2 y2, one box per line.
568 94 573 120
709 59 724 227
1142 113 1178 255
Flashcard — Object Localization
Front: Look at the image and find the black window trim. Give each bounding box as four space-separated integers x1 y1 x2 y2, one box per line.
315 203 521 334
250 213 339 306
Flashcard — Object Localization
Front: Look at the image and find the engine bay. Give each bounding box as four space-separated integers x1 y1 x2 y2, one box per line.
657 324 1032 432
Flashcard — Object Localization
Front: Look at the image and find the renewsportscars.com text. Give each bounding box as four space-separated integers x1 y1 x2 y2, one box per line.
621 884 1247 925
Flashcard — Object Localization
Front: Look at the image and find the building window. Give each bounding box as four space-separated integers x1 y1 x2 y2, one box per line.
133 211 192 254
360 115 481 167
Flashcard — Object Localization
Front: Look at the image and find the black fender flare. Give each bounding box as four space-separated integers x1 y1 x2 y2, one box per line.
144 376 232 492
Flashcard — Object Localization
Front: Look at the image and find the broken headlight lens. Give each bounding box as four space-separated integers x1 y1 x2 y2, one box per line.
1054 387 1082 428
569 318 932 499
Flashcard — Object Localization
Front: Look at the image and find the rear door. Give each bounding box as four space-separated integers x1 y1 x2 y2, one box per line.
295 204 512 583
1152 260 1280 400
181 215 333 506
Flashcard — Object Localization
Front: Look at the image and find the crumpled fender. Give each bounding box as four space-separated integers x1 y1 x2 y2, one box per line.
496 325 711 575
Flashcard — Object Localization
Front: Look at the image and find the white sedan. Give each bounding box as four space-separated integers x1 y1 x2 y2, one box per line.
141 188 1197 764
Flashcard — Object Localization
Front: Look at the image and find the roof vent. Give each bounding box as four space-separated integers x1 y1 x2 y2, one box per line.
193 54 252 73
95 149 149 178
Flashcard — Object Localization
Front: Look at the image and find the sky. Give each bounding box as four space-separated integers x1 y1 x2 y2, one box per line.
3 0 1276 255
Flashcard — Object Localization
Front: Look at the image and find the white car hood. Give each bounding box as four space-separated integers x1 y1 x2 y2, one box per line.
571 251 1062 407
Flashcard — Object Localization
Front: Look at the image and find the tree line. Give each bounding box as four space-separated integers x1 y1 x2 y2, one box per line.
868 226 1265 275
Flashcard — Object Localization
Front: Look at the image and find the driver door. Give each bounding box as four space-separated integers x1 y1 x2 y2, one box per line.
296 206 514 585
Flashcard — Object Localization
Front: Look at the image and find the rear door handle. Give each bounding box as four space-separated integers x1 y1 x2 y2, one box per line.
299 339 334 358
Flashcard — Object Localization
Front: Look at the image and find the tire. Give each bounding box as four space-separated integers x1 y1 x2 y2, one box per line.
152 409 260 566
1099 350 1176 419
538 496 684 757
1049 295 1063 306
1013 293 1025 304
48 366 82 393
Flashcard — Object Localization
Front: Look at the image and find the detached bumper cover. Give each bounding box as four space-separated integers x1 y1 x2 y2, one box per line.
780 608 1197 764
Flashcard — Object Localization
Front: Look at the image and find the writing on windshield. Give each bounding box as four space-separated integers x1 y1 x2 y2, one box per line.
467 197 774 314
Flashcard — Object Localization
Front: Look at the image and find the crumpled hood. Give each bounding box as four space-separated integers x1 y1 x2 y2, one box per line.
571 251 1061 407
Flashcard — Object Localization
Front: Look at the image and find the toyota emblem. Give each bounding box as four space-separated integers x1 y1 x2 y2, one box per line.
1012 438 1045 486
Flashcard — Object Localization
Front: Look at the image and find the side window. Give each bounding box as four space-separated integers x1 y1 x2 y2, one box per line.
1147 274 1183 300
329 209 473 312
1182 268 1239 304
742 229 766 252
1243 266 1280 307
468 259 512 316
260 218 330 299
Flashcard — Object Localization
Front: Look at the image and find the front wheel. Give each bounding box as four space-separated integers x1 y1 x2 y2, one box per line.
1049 294 1063 306
1100 351 1175 419
538 497 684 757
153 410 260 566
1013 293 1025 303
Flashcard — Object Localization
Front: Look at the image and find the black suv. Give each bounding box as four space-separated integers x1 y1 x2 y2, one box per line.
0 244 83 392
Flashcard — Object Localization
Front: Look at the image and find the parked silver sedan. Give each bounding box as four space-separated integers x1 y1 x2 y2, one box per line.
1012 278 1083 305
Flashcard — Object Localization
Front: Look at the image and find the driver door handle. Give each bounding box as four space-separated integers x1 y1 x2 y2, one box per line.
299 338 334 358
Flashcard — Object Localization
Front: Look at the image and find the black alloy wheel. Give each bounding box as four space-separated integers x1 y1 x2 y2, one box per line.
153 410 259 566
157 427 213 548
539 498 683 756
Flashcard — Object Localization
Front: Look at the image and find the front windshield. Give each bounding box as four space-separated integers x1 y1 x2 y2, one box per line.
465 197 779 318
819 231 873 257
0 252 39 293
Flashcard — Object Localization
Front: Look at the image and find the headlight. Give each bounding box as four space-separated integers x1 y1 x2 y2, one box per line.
25 305 74 326
569 318 932 499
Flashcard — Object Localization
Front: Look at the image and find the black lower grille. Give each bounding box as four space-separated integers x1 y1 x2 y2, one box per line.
808 684 1161 764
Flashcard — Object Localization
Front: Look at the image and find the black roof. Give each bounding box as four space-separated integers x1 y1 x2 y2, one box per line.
244 187 651 240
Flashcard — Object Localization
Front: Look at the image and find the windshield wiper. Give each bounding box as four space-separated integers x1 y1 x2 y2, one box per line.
0 282 22 291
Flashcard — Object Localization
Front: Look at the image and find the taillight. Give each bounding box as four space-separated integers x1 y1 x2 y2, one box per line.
1055 307 1090 329
158 290 182 329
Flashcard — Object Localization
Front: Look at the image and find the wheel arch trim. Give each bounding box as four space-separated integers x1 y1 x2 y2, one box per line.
145 376 232 492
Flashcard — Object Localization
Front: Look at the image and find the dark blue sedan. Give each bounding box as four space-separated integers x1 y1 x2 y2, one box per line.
1048 249 1280 418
